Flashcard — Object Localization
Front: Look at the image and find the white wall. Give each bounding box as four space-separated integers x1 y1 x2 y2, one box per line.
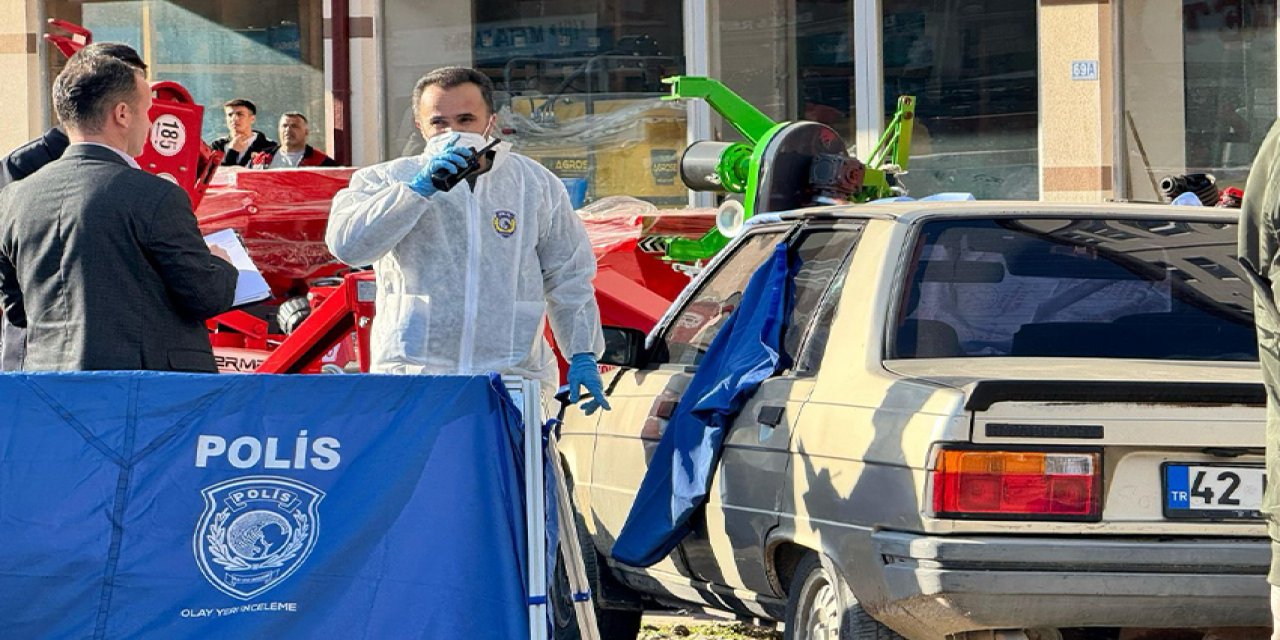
0 0 44 154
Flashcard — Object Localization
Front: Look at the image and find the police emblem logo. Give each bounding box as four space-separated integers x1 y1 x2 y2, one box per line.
194 475 324 600
492 210 517 238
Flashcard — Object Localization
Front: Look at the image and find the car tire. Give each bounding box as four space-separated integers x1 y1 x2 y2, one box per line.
550 491 643 640
550 546 643 640
784 553 903 640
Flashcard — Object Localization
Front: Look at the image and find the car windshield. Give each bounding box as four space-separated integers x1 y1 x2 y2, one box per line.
891 217 1258 361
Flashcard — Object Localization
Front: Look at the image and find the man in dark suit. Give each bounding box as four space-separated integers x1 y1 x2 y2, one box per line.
0 42 150 369
0 52 238 372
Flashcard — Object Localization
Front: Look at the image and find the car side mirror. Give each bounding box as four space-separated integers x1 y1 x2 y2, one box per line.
600 326 648 368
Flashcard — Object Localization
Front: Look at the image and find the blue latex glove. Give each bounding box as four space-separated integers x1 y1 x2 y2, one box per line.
567 352 611 414
407 133 474 198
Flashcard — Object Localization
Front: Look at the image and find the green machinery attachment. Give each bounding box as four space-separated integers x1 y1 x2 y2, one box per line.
659 75 915 262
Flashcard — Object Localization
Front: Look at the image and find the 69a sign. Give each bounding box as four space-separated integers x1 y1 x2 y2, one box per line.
150 113 187 157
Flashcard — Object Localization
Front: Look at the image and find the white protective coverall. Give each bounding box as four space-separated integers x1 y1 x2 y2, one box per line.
325 140 604 390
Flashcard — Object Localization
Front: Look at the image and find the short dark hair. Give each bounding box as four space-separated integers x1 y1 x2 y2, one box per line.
224 98 257 115
280 111 308 123
52 55 144 135
77 41 147 72
412 67 495 115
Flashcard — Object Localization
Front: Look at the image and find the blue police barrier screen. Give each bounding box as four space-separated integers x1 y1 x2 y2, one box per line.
0 372 532 639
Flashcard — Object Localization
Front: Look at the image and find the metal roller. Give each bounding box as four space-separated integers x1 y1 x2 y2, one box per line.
678 141 751 193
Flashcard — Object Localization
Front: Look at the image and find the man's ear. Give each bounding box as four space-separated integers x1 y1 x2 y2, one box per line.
115 102 132 127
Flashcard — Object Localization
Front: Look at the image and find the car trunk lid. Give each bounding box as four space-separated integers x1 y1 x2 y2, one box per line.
886 357 1267 529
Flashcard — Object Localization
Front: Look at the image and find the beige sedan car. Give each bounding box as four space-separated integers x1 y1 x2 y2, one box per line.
553 202 1270 640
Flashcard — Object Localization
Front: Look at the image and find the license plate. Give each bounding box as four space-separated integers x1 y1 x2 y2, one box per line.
1162 463 1265 520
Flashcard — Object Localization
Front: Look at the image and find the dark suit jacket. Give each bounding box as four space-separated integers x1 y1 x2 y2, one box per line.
210 131 277 167
0 144 238 372
0 127 70 189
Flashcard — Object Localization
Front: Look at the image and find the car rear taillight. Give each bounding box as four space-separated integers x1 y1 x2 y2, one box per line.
931 448 1102 521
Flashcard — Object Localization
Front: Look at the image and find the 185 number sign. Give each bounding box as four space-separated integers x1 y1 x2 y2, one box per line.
150 114 186 157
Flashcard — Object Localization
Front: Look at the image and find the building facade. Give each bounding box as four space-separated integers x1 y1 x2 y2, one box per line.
0 0 1274 206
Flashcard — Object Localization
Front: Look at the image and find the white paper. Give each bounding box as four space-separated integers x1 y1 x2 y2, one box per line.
203 228 271 306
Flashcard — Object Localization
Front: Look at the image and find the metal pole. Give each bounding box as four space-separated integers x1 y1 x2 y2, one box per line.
684 0 716 209
547 431 601 640
1112 0 1128 200
34 0 50 132
330 0 353 165
854 0 885 158
510 377 549 640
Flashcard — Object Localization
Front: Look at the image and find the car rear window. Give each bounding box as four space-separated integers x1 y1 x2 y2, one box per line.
890 217 1258 360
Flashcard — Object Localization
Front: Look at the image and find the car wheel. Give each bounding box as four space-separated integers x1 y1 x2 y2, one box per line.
551 547 643 640
550 495 643 640
784 554 903 640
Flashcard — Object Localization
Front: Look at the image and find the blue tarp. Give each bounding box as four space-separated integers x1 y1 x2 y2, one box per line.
611 243 797 567
0 372 532 639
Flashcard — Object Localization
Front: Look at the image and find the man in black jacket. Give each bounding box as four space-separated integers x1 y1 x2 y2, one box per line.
210 98 276 166
0 52 237 371
250 112 338 168
0 42 146 189
0 128 69 189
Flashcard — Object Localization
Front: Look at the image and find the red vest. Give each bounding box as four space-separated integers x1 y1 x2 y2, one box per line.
249 145 336 169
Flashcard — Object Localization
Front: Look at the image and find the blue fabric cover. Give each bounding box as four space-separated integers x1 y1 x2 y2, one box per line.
0 372 532 639
611 243 797 567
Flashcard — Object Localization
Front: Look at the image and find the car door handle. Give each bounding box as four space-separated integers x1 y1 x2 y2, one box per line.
757 405 785 427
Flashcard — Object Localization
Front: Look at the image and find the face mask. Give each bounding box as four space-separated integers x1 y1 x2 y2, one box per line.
423 129 491 157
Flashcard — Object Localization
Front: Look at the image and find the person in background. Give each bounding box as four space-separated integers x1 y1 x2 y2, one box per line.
0 42 147 189
1238 118 1280 640
250 112 337 169
0 52 237 371
210 98 275 167
325 66 609 411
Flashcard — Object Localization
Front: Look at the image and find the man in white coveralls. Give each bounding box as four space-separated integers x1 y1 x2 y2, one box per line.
326 67 610 411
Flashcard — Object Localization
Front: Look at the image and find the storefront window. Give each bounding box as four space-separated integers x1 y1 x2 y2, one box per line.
797 0 855 143
883 0 1039 200
45 0 326 147
712 1 856 158
383 1 685 207
1121 1 1276 201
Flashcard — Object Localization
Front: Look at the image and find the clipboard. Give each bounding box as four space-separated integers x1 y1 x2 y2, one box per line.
203 228 271 307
